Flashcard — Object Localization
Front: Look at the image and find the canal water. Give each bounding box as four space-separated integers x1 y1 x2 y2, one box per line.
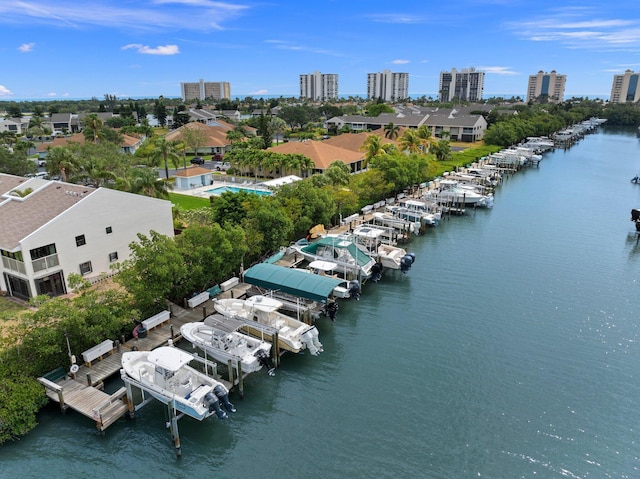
2 127 640 478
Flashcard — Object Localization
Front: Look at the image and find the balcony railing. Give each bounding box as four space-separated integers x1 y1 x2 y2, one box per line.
32 254 60 273
1 256 26 274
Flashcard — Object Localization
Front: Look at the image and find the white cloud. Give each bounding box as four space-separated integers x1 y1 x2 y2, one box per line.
366 13 425 24
392 59 410 65
47 92 57 97
0 1 248 32
18 42 35 52
250 89 268 95
0 85 13 96
478 66 519 76
122 44 180 55
507 9 640 51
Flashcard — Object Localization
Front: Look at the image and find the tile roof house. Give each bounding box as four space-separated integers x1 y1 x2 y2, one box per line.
322 129 402 153
46 113 74 133
0 173 174 299
171 166 214 190
326 107 487 142
165 120 256 156
268 140 365 173
35 132 146 156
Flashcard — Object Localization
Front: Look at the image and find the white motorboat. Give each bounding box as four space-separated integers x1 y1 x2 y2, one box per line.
425 179 493 207
351 225 415 272
291 234 379 282
393 198 442 226
213 296 323 355
180 319 275 376
121 346 236 420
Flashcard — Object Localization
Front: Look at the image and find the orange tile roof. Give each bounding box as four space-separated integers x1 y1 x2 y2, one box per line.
172 166 213 178
321 130 402 153
268 140 363 170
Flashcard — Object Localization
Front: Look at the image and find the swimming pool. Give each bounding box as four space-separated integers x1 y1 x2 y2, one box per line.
205 185 272 196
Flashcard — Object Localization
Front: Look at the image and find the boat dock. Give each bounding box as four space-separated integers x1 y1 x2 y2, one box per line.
37 301 236 432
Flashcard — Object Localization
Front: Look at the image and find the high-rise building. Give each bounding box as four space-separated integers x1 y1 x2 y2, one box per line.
526 71 566 103
367 70 409 102
299 71 338 101
180 79 231 101
610 70 640 103
438 67 485 102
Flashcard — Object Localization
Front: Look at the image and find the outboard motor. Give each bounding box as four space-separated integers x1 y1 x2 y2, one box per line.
348 280 361 301
325 301 339 321
300 328 323 355
214 385 236 413
257 350 276 376
632 209 640 222
400 253 416 273
204 392 227 419
370 262 383 282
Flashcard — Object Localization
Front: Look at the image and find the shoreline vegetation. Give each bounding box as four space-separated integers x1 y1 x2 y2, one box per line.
1 96 639 444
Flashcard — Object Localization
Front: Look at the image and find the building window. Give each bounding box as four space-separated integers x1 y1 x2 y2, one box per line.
106 226 112 234
75 235 86 247
29 243 56 260
79 261 92 275
108 252 118 262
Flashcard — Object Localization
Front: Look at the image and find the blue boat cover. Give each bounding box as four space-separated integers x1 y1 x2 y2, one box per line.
242 263 343 302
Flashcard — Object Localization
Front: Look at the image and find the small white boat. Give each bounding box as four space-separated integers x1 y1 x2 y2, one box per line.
351 225 415 272
307 259 361 300
213 296 324 355
291 234 379 281
121 346 236 420
180 319 275 376
425 179 493 207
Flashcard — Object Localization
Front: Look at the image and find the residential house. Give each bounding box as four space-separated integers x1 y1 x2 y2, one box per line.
326 106 487 142
0 173 174 299
268 140 365 174
35 132 146 157
171 166 214 191
165 120 256 157
46 113 74 134
0 117 30 135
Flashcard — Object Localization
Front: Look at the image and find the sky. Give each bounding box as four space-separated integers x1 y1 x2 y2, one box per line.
1 0 640 101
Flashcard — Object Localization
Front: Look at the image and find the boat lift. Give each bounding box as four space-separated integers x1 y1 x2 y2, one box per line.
120 345 224 457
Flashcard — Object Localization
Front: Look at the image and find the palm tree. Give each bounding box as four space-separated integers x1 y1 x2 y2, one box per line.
360 134 386 166
398 129 421 154
226 129 245 145
83 113 104 144
128 167 173 199
150 137 180 180
384 122 400 140
47 145 79 182
416 125 434 154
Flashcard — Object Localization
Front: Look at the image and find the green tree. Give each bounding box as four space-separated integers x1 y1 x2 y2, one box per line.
46 145 80 181
151 137 180 180
153 96 168 127
115 231 188 315
82 113 104 144
384 122 400 139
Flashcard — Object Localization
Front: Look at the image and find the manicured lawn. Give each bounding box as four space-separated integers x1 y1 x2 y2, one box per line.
169 192 211 209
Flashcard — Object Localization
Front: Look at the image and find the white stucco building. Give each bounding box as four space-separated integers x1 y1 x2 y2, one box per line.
0 174 174 299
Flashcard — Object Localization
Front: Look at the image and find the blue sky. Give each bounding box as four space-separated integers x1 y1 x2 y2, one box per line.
1 0 639 100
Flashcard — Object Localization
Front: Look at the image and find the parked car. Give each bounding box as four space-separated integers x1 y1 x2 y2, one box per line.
190 157 205 165
213 161 231 171
212 153 224 161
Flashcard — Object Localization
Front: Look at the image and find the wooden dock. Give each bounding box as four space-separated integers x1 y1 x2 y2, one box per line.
37 301 229 431
37 375 128 431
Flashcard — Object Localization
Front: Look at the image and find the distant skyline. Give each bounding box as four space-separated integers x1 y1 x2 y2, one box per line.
1 1 639 101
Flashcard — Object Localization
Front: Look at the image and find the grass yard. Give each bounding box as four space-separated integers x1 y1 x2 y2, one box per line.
169 192 211 209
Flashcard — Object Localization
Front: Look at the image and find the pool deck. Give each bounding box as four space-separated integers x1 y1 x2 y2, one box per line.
175 178 271 198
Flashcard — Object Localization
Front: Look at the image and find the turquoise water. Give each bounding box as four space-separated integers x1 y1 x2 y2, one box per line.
2 127 640 478
205 186 272 196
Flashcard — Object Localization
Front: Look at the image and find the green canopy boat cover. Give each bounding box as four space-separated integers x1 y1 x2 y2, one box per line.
242 263 344 303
